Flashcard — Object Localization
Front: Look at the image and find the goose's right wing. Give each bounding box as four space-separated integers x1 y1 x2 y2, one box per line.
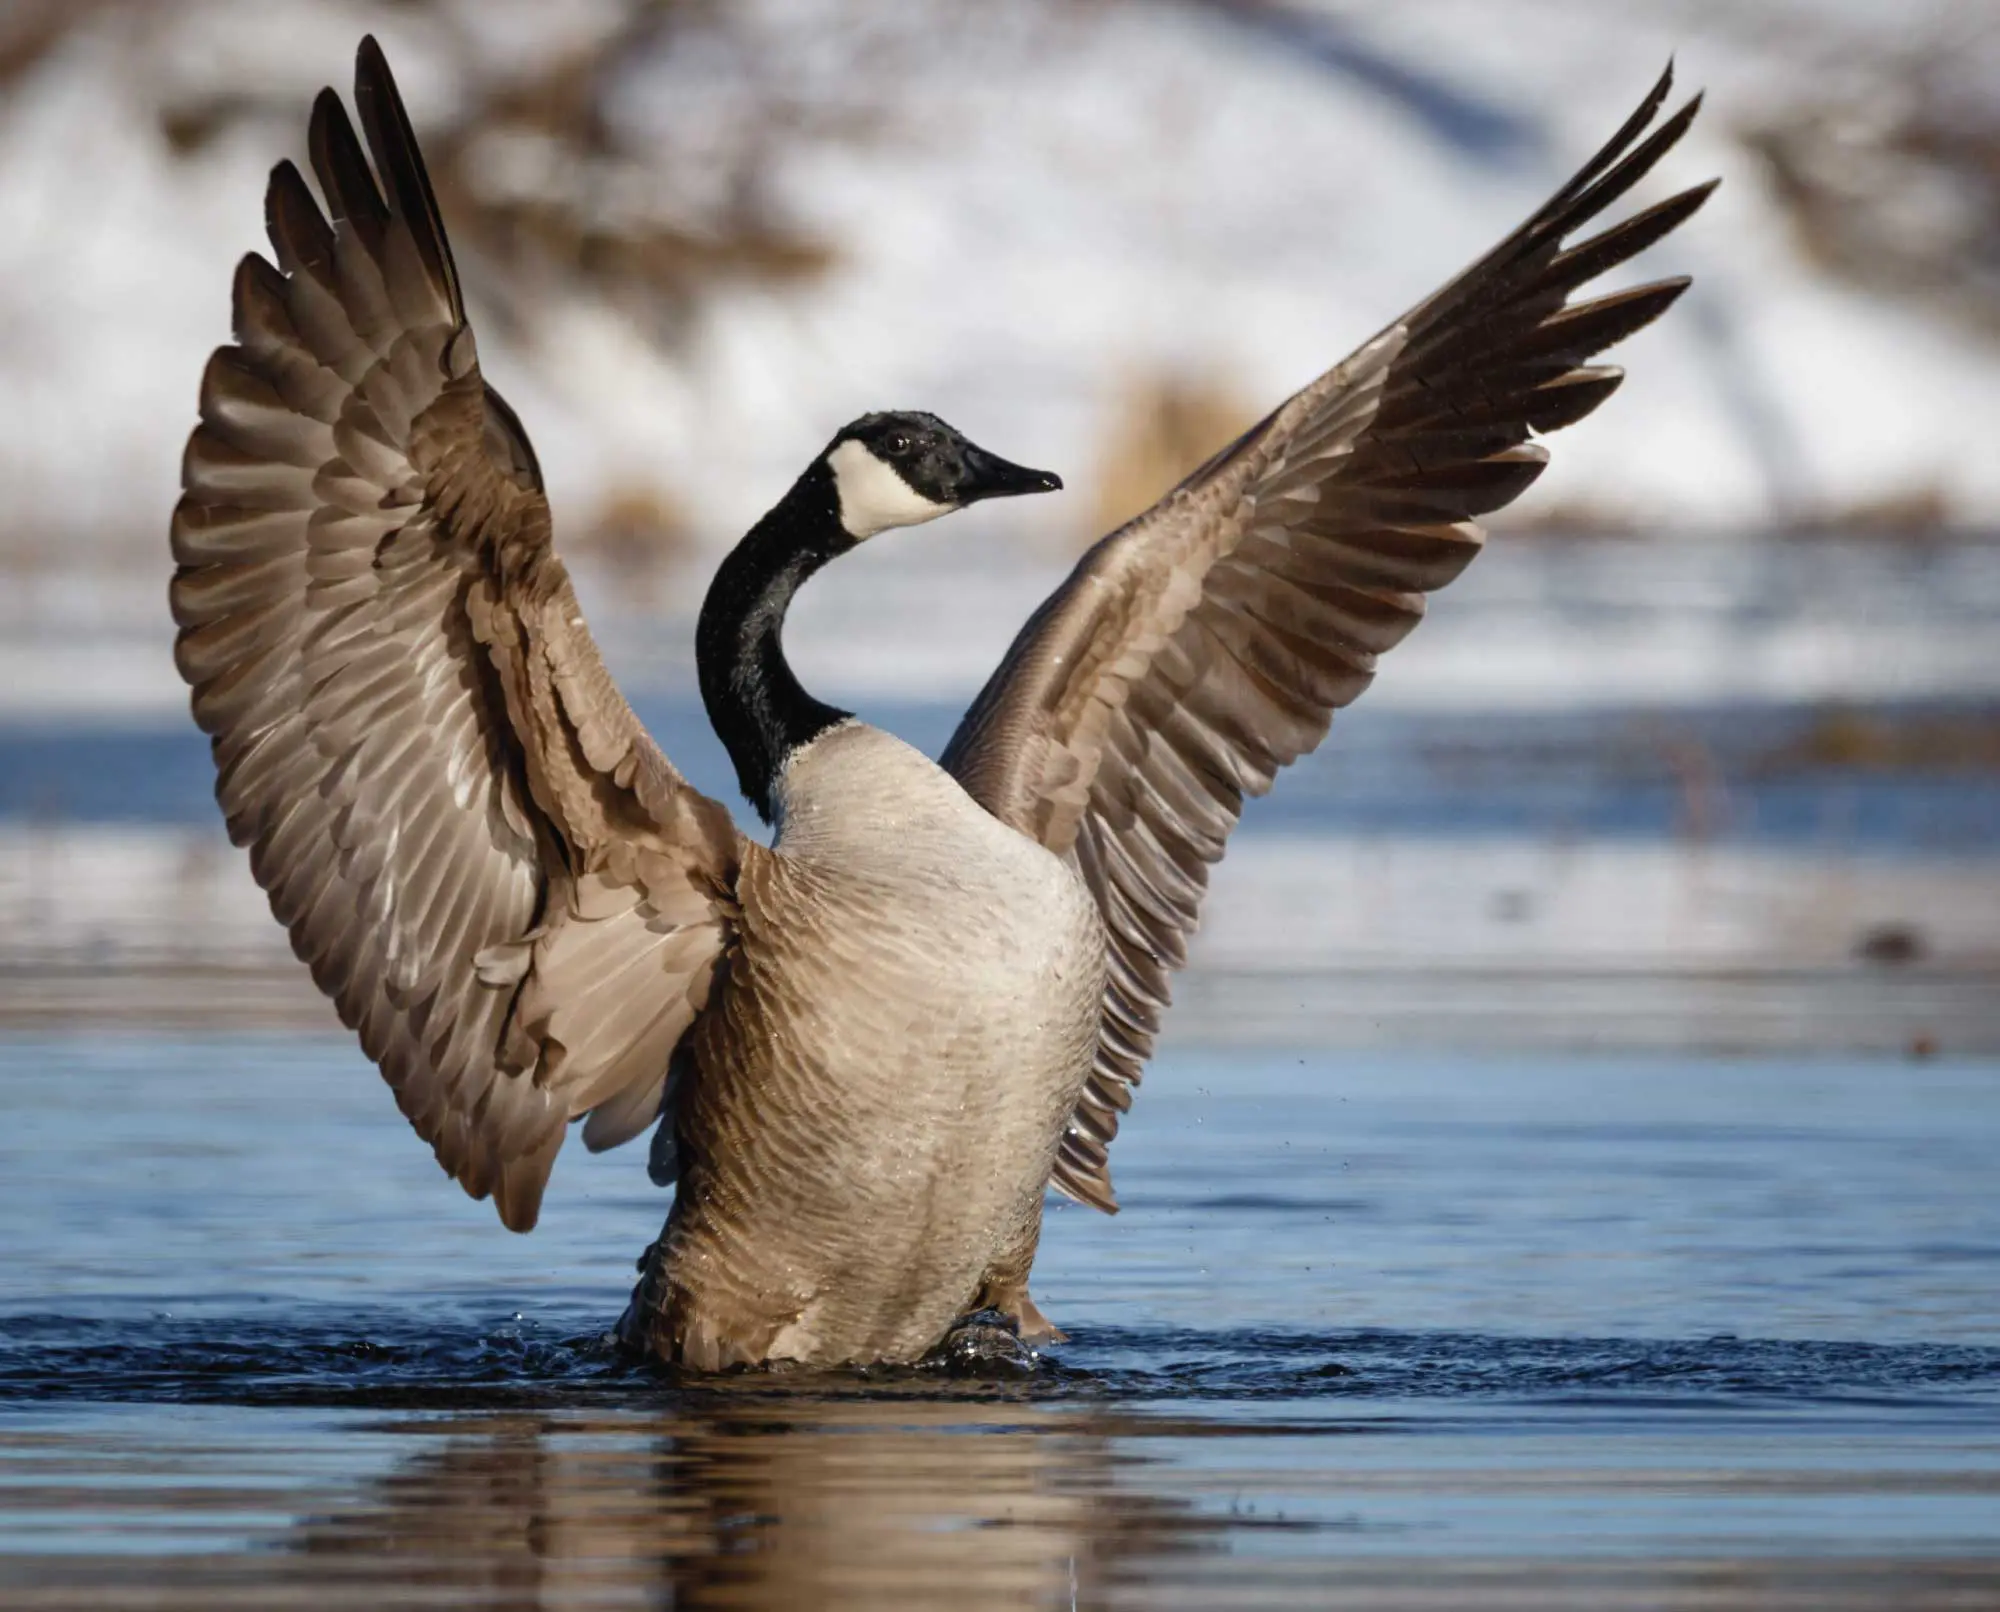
170 38 742 1231
944 68 1713 1211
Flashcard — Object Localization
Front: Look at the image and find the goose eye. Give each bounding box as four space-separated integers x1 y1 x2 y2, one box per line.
887 434 911 455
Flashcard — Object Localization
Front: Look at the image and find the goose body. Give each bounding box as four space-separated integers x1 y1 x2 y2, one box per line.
170 38 1714 1369
650 722 1104 1367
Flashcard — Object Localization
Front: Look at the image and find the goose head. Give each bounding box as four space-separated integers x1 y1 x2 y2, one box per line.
698 411 1061 820
825 411 1062 541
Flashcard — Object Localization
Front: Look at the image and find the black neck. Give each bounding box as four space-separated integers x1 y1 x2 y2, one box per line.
696 458 854 822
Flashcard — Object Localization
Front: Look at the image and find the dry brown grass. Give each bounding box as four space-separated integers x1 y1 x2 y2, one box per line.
1086 370 1255 546
1760 705 2000 774
1741 30 2000 341
569 483 699 586
110 0 837 341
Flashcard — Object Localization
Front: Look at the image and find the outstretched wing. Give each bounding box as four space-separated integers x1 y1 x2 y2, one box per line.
170 37 742 1231
943 67 1714 1211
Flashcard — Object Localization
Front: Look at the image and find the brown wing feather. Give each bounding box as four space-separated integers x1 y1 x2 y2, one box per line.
943 66 1715 1211
171 37 742 1231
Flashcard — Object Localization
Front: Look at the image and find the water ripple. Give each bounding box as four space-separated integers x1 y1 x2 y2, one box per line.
4 1312 1997 1413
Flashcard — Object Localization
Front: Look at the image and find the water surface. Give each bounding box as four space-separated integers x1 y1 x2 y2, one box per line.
1 1035 1996 1607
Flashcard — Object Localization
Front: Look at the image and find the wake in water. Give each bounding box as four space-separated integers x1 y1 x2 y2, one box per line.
4 1310 1997 1411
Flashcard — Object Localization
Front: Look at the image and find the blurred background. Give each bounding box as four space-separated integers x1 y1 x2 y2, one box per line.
3 11 1999 1598
0 0 1996 1051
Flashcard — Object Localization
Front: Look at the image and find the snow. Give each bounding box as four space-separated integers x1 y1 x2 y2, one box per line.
2 0 1998 712
7 823 1993 1053
7 531 1999 720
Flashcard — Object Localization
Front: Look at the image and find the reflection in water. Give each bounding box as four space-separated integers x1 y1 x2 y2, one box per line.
287 1392 1206 1610
7 1383 2000 1611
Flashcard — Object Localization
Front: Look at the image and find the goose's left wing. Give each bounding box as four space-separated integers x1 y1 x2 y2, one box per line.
943 68 1714 1211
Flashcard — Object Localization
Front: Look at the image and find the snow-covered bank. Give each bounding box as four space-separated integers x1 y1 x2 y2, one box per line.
5 0 2000 589
10 534 1999 718
5 824 1994 1053
10 824 1983 977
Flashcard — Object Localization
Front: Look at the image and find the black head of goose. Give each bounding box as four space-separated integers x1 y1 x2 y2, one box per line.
695 412 1059 823
171 36 1713 1370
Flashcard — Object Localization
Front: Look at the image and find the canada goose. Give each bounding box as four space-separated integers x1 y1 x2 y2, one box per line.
171 38 1712 1369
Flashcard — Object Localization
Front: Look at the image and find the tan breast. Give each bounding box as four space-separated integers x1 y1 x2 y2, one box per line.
654 723 1106 1368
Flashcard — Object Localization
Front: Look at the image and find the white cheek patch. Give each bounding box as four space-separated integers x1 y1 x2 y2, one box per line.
827 438 953 539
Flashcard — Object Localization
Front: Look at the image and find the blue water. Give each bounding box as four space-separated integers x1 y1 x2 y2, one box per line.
8 700 1997 851
1 1034 1996 1606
